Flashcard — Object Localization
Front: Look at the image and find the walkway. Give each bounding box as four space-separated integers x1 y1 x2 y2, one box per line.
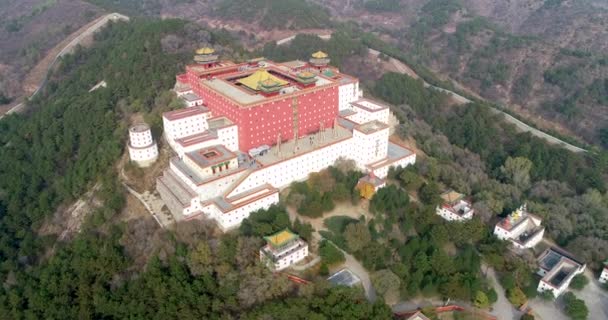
286 205 377 301
483 265 520 320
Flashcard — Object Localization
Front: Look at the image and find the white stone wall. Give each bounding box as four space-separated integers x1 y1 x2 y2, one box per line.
537 265 585 298
176 136 220 158
493 225 512 241
274 244 308 271
216 192 279 230
184 99 204 107
348 105 390 125
338 82 359 111
352 127 389 169
128 144 159 164
600 268 608 284
512 230 544 249
163 113 210 143
130 127 154 148
228 139 354 197
183 156 238 180
436 206 473 222
216 125 239 152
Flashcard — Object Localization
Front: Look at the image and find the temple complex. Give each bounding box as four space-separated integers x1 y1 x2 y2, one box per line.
156 49 416 230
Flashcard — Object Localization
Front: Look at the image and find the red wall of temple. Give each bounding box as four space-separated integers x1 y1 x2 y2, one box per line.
189 75 338 151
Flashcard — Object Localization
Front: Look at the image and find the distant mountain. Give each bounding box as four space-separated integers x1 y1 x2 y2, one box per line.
0 0 103 107
315 0 608 146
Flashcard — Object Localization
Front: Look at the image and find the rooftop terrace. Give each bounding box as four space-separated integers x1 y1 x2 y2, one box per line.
185 145 236 169
255 125 352 166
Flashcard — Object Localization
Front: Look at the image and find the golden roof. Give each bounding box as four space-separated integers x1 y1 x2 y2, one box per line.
264 229 298 247
298 71 315 79
440 190 463 204
311 51 328 59
237 69 288 91
196 47 215 55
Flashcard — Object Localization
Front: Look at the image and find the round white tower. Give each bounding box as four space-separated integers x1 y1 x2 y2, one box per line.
128 123 158 167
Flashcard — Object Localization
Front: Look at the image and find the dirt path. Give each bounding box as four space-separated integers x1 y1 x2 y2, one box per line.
286 203 377 301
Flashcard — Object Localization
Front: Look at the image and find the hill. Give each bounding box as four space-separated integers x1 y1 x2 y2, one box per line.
0 0 104 109
311 0 608 146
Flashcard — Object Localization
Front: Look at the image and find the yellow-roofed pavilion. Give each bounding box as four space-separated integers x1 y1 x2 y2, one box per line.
311 51 328 59
264 229 299 248
196 47 215 55
237 69 288 91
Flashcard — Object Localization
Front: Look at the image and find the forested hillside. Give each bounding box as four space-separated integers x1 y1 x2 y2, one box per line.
215 0 332 29
313 0 608 147
0 0 104 108
0 19 391 318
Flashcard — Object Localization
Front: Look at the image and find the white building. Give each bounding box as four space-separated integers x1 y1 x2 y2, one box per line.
127 123 158 167
156 57 416 231
163 106 211 148
537 247 586 297
180 92 204 107
436 190 474 221
260 229 308 271
493 205 544 249
600 263 608 284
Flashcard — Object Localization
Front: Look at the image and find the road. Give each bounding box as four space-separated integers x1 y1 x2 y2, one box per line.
1 13 129 120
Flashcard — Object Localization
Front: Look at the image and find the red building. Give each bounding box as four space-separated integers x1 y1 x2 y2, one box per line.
177 58 345 151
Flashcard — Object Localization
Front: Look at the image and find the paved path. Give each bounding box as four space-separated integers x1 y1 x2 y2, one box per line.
1 13 129 119
483 265 521 320
122 183 165 229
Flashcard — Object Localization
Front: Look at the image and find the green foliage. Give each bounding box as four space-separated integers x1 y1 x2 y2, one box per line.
371 269 401 300
563 292 589 320
521 314 535 320
324 216 359 234
370 185 410 216
0 92 11 105
215 0 331 29
569 274 589 290
419 182 441 205
344 222 371 253
473 290 489 308
240 205 291 237
319 240 345 266
507 287 527 307
363 0 401 12
544 65 581 90
261 32 367 69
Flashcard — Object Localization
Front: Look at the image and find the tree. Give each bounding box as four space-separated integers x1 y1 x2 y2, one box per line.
563 292 588 320
473 290 490 308
319 240 345 265
569 274 589 290
521 314 535 320
344 222 371 253
501 157 533 189
187 242 214 275
419 182 441 205
371 269 401 300
507 287 527 307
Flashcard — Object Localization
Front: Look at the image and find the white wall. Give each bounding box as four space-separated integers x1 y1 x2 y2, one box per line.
129 144 158 163
216 125 239 152
216 192 279 230
163 113 210 143
338 82 359 111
